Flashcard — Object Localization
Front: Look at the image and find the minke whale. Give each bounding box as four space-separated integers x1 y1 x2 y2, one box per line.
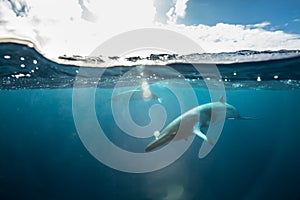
111 89 162 103
145 96 256 152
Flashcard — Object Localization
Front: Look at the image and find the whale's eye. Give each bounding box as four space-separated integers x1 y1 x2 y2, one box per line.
154 131 160 139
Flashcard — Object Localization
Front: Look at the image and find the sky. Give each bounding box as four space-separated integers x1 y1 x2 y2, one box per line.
155 0 300 33
188 0 300 34
183 0 300 34
0 0 300 57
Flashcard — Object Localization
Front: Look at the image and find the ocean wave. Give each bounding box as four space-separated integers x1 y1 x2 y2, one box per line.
1 38 300 90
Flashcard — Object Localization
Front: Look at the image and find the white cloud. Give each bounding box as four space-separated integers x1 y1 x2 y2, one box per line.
0 0 300 58
293 19 300 22
0 0 157 57
163 23 300 53
246 21 270 29
166 0 189 24
78 0 97 22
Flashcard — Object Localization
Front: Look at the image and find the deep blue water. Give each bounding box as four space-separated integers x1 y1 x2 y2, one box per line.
1 41 300 199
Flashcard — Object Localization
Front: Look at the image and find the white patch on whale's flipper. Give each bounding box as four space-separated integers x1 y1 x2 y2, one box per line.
198 120 223 159
193 124 214 145
194 129 214 146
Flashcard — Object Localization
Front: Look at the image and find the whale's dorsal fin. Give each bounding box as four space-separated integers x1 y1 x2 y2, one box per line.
219 96 225 103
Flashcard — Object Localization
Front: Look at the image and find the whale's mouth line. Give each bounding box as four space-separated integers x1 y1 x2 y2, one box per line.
145 132 176 152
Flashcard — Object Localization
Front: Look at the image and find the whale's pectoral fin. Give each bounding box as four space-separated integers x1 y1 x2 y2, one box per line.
193 128 214 146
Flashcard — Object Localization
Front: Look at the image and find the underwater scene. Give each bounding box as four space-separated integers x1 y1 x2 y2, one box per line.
0 40 300 200
1 0 300 199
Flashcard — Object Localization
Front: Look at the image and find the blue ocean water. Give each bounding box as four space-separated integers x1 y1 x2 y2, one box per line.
1 41 300 199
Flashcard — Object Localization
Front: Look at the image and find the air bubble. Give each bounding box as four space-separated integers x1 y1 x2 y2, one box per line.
14 73 25 78
257 76 262 82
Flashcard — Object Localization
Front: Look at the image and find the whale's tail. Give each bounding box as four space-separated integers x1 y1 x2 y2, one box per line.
237 116 263 120
227 114 262 120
